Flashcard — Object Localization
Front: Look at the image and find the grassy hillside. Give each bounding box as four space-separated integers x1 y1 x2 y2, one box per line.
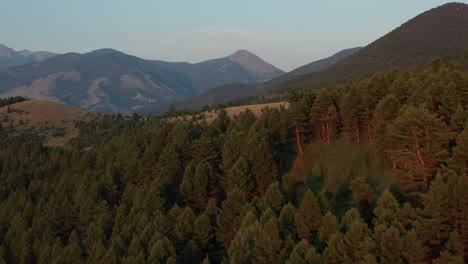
0 100 91 146
171 101 289 123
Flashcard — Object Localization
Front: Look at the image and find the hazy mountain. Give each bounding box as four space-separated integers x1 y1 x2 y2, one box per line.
0 49 283 113
0 44 57 69
151 50 283 95
171 47 362 111
278 2 468 91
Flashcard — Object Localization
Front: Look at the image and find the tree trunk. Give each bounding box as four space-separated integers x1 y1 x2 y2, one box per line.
367 121 373 144
295 125 303 157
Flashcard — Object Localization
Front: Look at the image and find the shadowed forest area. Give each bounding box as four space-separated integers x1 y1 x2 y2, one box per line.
0 59 467 263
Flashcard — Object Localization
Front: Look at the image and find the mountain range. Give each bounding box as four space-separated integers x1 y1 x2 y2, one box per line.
0 44 57 69
1 2 467 114
0 49 283 113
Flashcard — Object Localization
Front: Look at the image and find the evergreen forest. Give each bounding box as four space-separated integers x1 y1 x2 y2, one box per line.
0 59 467 263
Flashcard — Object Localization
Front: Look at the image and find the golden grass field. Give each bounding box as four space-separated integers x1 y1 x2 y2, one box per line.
173 101 290 123
0 100 91 146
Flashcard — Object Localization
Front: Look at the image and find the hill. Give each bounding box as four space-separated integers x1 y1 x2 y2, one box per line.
0 100 91 146
0 49 283 113
0 44 57 69
278 2 468 91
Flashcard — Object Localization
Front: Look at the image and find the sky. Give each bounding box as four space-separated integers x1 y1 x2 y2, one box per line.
2 0 466 71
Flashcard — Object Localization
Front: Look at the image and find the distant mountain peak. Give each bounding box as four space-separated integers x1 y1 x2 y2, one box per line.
0 44 57 69
229 49 255 57
19 49 32 56
0 44 15 58
88 48 122 55
228 49 284 76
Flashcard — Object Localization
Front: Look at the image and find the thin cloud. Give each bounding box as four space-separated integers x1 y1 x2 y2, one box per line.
126 26 273 65
165 27 271 43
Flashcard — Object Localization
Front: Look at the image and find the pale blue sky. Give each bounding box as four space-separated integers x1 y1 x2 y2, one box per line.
2 0 465 71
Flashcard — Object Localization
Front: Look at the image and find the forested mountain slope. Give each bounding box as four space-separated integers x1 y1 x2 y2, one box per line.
0 59 466 263
277 2 468 92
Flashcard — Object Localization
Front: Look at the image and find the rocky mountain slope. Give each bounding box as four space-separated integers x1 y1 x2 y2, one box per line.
0 49 283 113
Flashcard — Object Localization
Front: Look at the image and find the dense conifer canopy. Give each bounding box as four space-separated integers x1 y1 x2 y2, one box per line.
0 59 466 263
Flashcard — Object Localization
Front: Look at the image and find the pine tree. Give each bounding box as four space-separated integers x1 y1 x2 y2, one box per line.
155 143 182 189
216 188 250 248
373 190 405 230
244 128 278 195
180 162 215 210
227 222 255 264
288 91 313 156
350 177 374 205
221 130 246 173
401 229 424 264
189 135 219 164
257 181 285 214
278 203 297 239
374 225 404 264
417 174 452 257
373 94 401 140
340 83 365 143
294 190 322 241
318 211 339 243
310 88 340 143
193 213 215 255
324 209 375 263
212 108 231 133
173 207 196 248
252 216 286 264
384 105 449 192
148 237 176 264
433 232 465 264
341 218 375 262
62 231 84 264
449 104 466 134
448 128 468 176
226 157 254 196
322 232 347 263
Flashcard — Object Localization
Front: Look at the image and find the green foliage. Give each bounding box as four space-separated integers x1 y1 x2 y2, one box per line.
180 162 216 210
294 190 321 241
0 59 466 263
